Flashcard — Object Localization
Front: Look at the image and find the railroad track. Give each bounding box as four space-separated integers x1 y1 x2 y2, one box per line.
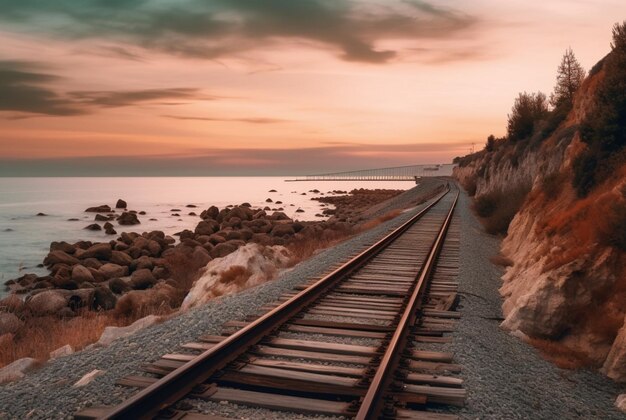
78 183 463 420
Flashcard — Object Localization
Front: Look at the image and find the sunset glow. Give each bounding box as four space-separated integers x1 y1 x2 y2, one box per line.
1 0 625 175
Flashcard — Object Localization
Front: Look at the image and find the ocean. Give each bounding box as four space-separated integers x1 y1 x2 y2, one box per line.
0 177 415 295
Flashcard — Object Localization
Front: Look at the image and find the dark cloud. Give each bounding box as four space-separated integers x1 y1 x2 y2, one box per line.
0 0 478 64
70 88 202 107
0 142 466 176
162 115 288 124
0 61 85 116
0 61 206 116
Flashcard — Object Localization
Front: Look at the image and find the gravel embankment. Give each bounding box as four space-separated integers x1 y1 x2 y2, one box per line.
448 188 625 420
0 180 445 420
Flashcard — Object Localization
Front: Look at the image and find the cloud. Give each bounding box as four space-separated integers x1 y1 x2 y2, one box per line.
162 115 289 124
0 61 85 116
0 61 206 116
70 88 202 107
0 0 479 64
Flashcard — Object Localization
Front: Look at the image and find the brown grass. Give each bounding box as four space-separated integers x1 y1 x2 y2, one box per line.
164 250 207 291
358 209 403 231
218 265 252 287
473 183 531 235
0 310 125 368
286 228 353 267
527 337 595 369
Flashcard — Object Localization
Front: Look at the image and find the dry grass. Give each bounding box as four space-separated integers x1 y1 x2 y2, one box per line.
164 250 208 291
218 265 252 287
473 183 531 235
358 209 403 231
527 337 595 369
0 311 126 368
286 228 353 267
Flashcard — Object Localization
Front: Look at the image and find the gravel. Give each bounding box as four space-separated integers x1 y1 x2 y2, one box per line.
0 180 445 420
448 188 626 420
4 182 622 420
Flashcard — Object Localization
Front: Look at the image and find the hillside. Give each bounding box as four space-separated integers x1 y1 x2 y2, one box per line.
454 28 626 381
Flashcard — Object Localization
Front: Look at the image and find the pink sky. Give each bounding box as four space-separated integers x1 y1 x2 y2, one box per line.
0 0 624 175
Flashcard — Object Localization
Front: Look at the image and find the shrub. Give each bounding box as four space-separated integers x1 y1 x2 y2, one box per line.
573 22 626 196
473 183 532 235
507 91 549 142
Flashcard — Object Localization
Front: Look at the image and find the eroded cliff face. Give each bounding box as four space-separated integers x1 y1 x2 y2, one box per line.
454 64 626 380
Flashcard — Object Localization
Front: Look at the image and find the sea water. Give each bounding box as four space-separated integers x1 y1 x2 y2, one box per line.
0 177 414 294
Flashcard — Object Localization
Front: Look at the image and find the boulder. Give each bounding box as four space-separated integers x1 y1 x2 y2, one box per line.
209 241 240 259
192 246 212 267
265 198 273 203
195 220 219 236
108 278 131 294
71 265 95 284
73 369 106 387
200 206 220 220
208 233 227 245
44 250 80 267
130 269 157 290
147 240 161 256
269 211 291 221
0 357 39 384
110 250 133 266
253 210 267 220
178 229 195 241
226 230 243 241
117 212 140 225
270 224 295 237
0 313 22 335
50 241 76 254
82 258 103 270
84 223 101 231
85 205 111 213
27 290 67 316
80 242 112 261
183 244 291 309
616 394 626 413
223 206 251 223
93 287 117 310
131 256 154 272
602 315 626 382
115 199 127 209
223 217 242 229
50 344 74 360
99 263 127 279
94 214 109 222
97 315 159 347
0 295 24 314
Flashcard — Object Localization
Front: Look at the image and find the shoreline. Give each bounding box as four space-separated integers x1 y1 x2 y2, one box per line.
0 184 432 373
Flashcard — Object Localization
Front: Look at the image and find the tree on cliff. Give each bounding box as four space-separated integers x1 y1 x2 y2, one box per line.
574 21 626 197
550 48 586 110
507 92 549 141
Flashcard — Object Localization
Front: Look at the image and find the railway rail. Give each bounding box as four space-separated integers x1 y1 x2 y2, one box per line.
77 183 464 420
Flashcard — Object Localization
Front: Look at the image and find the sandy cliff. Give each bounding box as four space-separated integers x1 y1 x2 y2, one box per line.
454 60 626 380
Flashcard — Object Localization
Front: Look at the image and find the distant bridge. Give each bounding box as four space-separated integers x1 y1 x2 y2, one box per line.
287 163 455 182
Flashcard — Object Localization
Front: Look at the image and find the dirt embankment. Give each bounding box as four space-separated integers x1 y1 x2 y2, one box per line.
454 52 626 381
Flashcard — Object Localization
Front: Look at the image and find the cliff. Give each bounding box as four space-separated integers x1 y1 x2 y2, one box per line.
454 56 626 381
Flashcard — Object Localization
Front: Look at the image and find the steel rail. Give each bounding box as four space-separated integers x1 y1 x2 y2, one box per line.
99 185 451 420
356 186 459 420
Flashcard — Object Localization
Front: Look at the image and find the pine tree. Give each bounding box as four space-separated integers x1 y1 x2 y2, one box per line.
550 48 586 109
507 92 549 141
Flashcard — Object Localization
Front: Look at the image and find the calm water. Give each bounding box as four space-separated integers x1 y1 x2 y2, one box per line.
0 177 414 293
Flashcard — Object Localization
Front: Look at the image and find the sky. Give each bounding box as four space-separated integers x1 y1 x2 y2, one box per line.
0 0 625 176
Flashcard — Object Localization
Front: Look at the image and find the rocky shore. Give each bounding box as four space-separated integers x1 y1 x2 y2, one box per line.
0 186 406 373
